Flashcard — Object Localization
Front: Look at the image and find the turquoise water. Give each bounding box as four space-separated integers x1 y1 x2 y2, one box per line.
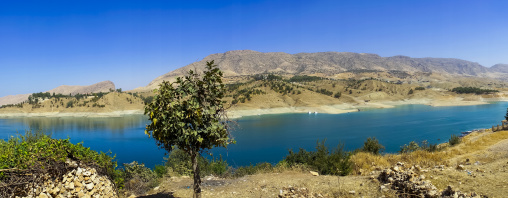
1 102 507 168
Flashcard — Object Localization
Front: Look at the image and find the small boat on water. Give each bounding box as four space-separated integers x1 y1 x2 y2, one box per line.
314 111 318 114
308 111 311 114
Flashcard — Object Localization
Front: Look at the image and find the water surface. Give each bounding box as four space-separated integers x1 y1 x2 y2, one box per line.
1 102 506 168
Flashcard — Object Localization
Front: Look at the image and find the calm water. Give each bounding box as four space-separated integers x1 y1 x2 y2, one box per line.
1 102 507 168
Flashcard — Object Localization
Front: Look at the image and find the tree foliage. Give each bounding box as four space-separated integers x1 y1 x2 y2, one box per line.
360 137 385 155
144 60 233 197
451 87 498 94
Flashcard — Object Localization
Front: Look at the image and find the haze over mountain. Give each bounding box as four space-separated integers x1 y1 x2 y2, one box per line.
136 50 507 91
0 81 115 106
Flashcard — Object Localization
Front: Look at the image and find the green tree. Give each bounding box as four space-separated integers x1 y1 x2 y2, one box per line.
504 108 508 121
144 61 234 198
361 137 385 155
334 92 341 99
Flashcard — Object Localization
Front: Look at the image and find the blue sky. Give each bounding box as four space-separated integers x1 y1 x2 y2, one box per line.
1 0 507 97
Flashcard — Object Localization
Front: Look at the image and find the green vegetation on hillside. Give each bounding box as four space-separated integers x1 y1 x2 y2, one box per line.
451 87 499 94
289 75 323 82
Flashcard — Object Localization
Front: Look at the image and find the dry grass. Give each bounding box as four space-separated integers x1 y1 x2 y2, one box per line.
352 130 508 173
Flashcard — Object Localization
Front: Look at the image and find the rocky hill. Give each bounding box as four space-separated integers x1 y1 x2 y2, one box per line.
490 64 508 73
46 80 115 96
136 50 506 91
0 81 115 106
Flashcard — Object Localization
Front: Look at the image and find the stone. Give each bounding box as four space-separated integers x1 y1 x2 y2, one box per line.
74 180 82 187
348 190 356 194
456 165 465 170
38 193 49 198
83 171 92 177
86 183 94 190
66 181 75 190
391 166 400 172
309 171 319 176
50 187 60 195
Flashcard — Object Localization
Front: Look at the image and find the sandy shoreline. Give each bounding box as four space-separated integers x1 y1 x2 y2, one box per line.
0 110 144 118
1 98 507 118
228 98 508 118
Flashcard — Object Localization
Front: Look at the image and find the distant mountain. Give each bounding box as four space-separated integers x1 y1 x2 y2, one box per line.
137 50 500 91
489 64 508 73
46 80 115 96
0 81 115 106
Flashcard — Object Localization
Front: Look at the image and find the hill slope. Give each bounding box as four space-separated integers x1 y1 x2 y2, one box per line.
0 81 115 106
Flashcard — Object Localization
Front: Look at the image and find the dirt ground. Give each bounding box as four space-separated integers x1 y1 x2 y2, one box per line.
139 171 388 198
129 129 508 198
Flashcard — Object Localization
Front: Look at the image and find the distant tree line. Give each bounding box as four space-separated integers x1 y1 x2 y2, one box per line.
252 73 283 81
288 75 323 82
451 87 499 94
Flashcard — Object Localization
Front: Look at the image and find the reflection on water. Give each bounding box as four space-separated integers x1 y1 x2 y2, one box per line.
0 115 167 168
1 102 508 167
2 115 149 134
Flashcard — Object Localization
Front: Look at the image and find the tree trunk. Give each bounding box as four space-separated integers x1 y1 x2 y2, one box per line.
192 151 201 198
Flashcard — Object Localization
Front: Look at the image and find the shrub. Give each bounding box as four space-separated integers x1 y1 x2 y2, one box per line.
449 134 461 146
399 141 420 153
285 140 353 176
165 149 228 177
415 87 425 90
420 140 440 152
154 164 167 178
66 100 74 108
361 137 385 155
165 149 193 176
121 161 159 195
201 155 229 177
232 162 273 177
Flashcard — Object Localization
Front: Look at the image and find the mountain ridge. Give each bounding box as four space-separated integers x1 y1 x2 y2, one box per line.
136 50 506 92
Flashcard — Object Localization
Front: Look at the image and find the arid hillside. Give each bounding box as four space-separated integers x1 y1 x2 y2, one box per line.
134 50 508 92
0 92 147 116
0 81 115 106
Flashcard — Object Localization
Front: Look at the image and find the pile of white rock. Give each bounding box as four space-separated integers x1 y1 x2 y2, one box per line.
17 166 118 198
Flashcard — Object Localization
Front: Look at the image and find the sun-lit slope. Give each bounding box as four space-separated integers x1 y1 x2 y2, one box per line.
133 50 508 93
0 92 144 114
0 81 115 106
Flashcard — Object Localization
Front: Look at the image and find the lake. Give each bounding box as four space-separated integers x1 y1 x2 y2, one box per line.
1 102 507 168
